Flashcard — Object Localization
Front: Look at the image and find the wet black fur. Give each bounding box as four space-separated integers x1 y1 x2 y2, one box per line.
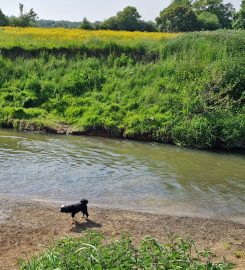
60 199 89 219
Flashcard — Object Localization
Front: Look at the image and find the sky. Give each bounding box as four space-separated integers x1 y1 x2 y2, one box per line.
0 0 242 22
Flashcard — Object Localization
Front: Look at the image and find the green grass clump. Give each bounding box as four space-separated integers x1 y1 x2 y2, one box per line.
19 231 234 270
0 30 245 149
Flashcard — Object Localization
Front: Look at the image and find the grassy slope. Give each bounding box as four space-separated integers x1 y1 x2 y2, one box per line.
0 28 244 149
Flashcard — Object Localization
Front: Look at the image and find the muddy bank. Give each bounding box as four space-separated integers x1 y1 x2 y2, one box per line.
2 119 152 141
0 196 245 270
3 120 245 151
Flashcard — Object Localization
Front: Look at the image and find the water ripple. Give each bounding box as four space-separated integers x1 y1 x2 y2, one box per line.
0 129 245 221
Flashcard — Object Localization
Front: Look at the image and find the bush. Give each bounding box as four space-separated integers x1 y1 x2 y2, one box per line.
19 231 234 270
172 116 215 148
0 107 46 121
216 113 245 149
61 69 106 96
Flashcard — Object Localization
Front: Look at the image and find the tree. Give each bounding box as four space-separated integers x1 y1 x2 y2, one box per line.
232 0 245 29
80 17 94 30
139 20 157 32
198 11 220 29
172 0 192 6
156 4 199 32
100 16 119 30
0 9 9 26
98 6 156 32
116 6 141 31
37 20 81 28
193 0 235 28
100 6 142 31
10 3 38 27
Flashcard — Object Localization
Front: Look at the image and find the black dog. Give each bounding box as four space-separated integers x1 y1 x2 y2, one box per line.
60 199 89 221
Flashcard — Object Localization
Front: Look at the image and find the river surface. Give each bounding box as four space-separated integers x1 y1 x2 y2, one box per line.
0 129 245 223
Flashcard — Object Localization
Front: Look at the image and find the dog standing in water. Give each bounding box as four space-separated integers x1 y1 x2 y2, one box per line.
60 199 89 223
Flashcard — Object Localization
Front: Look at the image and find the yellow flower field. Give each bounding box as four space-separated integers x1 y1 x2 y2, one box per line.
1 26 178 41
0 27 178 49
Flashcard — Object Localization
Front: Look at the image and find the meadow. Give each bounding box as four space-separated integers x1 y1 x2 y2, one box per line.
0 27 244 149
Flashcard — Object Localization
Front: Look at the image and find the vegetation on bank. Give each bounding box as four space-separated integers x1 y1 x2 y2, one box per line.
0 28 244 150
19 231 234 269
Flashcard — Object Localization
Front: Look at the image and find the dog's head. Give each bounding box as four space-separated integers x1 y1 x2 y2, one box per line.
60 205 66 212
80 199 88 205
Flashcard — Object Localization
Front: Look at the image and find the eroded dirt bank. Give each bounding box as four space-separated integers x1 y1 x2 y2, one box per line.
0 196 245 270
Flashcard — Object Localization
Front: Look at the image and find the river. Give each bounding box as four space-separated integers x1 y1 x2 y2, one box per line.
0 129 244 223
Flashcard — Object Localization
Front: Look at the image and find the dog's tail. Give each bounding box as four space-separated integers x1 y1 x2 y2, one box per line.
60 205 72 213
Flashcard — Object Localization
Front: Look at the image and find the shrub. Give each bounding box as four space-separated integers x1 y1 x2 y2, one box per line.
19 231 234 270
216 113 245 149
172 116 215 148
0 107 46 121
61 69 106 96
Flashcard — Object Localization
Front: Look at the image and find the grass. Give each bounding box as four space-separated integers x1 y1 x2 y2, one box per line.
19 231 235 270
0 28 245 149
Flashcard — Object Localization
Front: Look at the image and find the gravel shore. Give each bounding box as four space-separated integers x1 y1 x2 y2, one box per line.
0 195 245 270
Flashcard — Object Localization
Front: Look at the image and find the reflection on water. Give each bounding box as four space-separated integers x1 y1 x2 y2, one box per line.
0 129 245 222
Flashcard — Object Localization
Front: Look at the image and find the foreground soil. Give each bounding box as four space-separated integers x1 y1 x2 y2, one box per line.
0 196 245 270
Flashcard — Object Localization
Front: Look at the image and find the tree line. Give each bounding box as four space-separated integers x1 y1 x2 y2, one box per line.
0 3 37 27
0 1 245 31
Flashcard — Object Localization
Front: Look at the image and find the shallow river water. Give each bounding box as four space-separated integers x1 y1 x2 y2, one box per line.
0 129 245 223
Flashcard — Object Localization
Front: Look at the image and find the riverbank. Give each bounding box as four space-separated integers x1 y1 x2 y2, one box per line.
0 196 245 270
1 29 245 150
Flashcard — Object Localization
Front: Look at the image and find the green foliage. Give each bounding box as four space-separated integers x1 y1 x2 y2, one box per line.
198 11 220 30
100 16 119 30
0 1 239 31
0 9 8 26
9 3 38 27
19 231 234 270
0 31 245 149
232 0 245 29
172 116 216 148
99 6 157 32
216 112 245 148
192 0 235 28
60 68 105 96
156 4 199 32
0 106 46 121
80 17 94 30
117 6 141 31
37 19 81 28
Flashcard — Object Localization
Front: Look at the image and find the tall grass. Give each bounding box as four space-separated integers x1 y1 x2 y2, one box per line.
19 231 234 269
0 29 244 149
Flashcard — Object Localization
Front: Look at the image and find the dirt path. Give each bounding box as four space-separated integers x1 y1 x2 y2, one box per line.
0 196 245 270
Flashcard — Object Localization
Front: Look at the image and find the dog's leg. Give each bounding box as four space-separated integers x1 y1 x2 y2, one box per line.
83 212 89 220
71 213 76 224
